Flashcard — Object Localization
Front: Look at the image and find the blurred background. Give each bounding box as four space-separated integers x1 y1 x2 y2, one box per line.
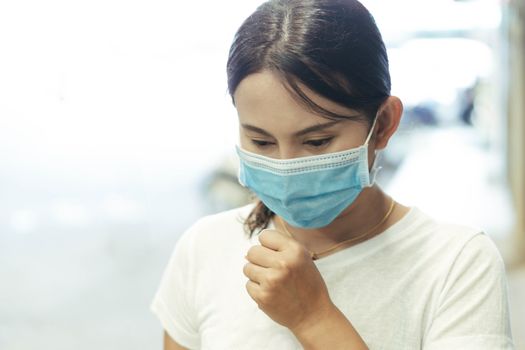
0 0 524 348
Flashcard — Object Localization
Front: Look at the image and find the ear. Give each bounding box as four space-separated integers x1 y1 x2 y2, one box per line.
372 96 403 150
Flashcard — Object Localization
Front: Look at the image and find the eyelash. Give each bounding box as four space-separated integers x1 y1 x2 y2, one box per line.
251 140 275 147
250 137 334 148
305 138 333 147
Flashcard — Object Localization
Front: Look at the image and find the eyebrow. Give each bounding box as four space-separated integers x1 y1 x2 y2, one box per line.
241 120 342 138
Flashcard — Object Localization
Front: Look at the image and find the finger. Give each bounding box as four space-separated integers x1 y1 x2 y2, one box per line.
258 229 291 251
246 245 279 268
242 262 266 283
245 280 261 302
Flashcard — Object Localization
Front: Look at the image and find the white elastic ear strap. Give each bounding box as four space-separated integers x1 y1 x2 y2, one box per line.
364 114 379 145
365 113 380 186
369 151 382 186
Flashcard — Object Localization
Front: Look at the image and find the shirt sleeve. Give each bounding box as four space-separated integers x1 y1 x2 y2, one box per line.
423 233 514 350
150 226 201 349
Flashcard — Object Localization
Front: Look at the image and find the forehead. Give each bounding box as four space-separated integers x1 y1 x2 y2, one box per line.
233 70 358 125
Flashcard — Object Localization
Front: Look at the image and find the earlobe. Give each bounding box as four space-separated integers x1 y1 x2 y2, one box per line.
374 96 403 150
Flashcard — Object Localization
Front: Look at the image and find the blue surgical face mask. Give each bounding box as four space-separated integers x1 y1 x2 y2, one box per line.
236 117 380 229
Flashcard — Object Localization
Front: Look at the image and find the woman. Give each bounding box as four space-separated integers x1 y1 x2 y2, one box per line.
151 0 514 349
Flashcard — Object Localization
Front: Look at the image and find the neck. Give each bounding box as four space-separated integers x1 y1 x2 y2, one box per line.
277 185 396 253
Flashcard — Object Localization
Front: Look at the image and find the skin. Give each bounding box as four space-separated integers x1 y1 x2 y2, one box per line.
164 331 186 350
163 69 407 349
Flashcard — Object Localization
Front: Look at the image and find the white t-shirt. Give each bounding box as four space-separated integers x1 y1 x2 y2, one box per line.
150 204 514 350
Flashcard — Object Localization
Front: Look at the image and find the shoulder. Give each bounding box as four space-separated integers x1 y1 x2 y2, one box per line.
388 207 506 276
406 207 489 251
406 208 506 279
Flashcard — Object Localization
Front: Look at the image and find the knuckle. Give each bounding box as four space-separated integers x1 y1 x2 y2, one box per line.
289 241 304 256
264 273 281 288
276 258 291 271
289 243 309 261
255 290 271 306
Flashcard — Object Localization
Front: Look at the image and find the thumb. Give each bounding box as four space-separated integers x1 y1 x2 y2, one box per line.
258 228 292 251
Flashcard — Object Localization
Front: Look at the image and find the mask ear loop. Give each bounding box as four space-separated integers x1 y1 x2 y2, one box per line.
365 113 382 186
364 113 379 145
369 154 382 185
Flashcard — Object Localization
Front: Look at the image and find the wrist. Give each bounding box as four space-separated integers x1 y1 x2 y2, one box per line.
290 302 368 350
290 299 336 339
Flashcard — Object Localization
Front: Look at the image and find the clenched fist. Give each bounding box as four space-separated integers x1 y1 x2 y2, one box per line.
243 228 334 332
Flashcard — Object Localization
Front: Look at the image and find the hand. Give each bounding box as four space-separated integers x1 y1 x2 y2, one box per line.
243 228 333 332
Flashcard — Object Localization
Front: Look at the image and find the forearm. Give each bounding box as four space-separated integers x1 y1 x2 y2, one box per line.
290 302 368 350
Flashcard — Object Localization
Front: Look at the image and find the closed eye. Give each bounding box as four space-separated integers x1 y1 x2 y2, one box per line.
251 139 275 148
304 137 333 147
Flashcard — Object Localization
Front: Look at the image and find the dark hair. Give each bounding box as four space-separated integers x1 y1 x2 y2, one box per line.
226 0 391 236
